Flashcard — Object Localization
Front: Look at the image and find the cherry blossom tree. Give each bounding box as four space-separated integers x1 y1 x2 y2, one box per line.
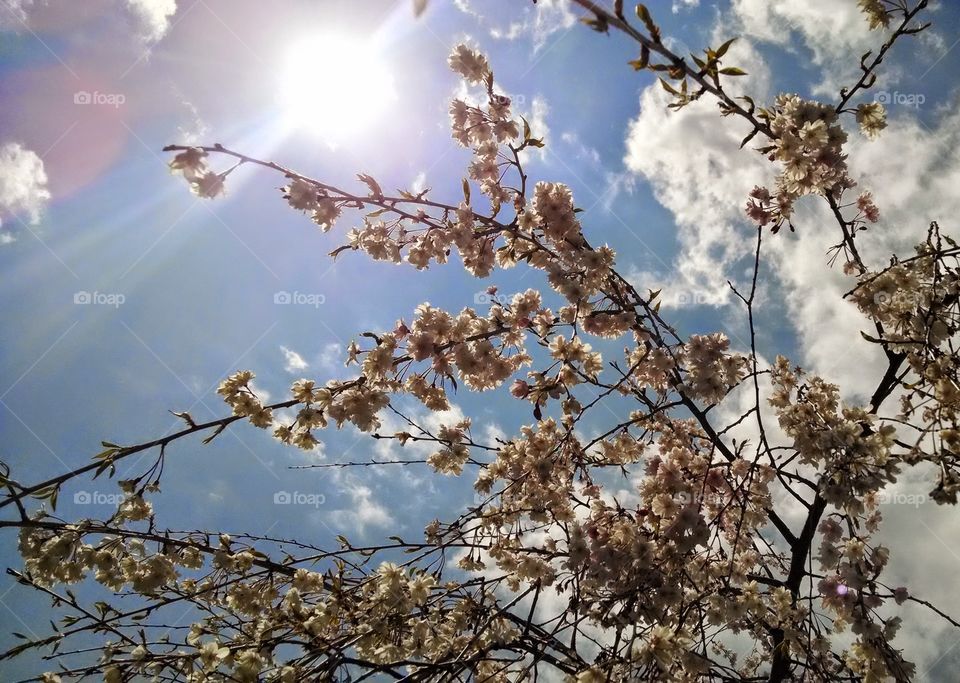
3 1 959 681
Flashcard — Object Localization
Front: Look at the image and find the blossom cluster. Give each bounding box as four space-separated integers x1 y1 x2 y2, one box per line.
426 418 473 475
814 510 915 680
284 178 343 231
624 332 746 404
167 147 225 199
850 245 955 355
217 370 273 428
856 101 887 139
746 90 889 233
769 356 899 512
859 0 892 30
394 300 534 394
18 513 188 593
24 518 513 682
746 95 853 231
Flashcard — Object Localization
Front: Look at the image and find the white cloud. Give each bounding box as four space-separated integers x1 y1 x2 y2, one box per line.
455 0 576 51
560 131 601 167
528 0 577 50
329 478 394 537
0 0 35 29
599 171 636 213
247 380 271 404
525 95 551 161
726 0 919 96
555 130 635 213
672 0 699 12
315 342 343 372
126 0 177 42
481 421 507 445
411 171 427 194
623 38 772 307
0 142 51 243
279 345 309 374
172 90 209 145
0 0 176 42
453 0 480 20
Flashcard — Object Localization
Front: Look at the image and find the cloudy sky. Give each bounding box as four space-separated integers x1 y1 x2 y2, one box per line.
1 0 960 678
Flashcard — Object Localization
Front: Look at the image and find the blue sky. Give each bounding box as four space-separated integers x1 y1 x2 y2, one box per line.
2 0 960 678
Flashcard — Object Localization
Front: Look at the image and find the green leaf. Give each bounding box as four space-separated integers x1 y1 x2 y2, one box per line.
92 459 116 480
628 46 650 70
32 484 61 510
719 66 748 76
740 128 760 149
462 178 471 205
635 3 660 41
521 115 531 141
581 15 609 33
93 447 119 461
659 78 679 95
715 37 737 59
201 423 226 445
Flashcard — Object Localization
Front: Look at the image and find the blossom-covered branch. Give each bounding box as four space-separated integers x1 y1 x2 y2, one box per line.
2 2 958 682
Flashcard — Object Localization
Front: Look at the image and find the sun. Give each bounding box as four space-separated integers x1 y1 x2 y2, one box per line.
279 35 396 144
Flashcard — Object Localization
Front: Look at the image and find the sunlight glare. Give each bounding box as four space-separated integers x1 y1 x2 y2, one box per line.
279 35 396 144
